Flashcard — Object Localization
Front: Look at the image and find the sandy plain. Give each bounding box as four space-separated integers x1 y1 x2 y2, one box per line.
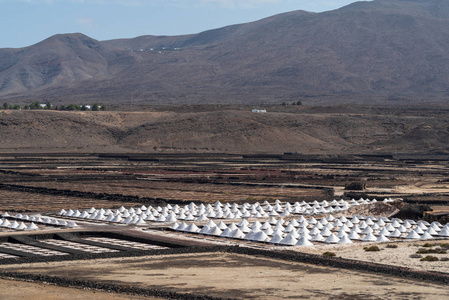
0 278 156 300
296 239 449 274
1 252 448 299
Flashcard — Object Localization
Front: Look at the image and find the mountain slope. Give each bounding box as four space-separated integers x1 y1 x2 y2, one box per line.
0 33 137 98
2 0 449 105
1 106 449 154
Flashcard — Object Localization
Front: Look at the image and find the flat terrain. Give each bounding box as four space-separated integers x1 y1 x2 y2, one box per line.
2 253 447 299
0 189 142 213
1 153 449 299
0 278 155 300
1 152 449 213
298 239 449 273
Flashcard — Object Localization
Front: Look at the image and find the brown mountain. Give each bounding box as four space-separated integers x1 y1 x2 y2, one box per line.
0 33 138 99
1 105 449 154
2 0 449 105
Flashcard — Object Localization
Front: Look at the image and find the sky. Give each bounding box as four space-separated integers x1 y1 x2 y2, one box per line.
0 0 360 48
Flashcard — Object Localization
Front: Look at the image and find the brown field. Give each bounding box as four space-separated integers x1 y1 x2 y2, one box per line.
1 153 449 213
1 153 449 299
0 189 143 213
1 253 448 299
11 180 329 204
0 278 156 300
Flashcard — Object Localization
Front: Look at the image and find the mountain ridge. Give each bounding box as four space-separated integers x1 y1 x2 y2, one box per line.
1 0 449 105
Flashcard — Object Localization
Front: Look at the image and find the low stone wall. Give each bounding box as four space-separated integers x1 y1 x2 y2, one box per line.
0 183 169 206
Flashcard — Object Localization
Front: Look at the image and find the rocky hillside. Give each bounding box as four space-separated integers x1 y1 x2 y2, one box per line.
1 105 448 154
1 0 449 105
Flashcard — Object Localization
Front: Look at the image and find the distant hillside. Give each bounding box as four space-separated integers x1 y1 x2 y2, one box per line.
2 0 449 105
1 105 449 154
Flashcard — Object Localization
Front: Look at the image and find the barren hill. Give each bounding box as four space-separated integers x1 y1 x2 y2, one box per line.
2 0 449 105
1 105 448 154
0 34 137 98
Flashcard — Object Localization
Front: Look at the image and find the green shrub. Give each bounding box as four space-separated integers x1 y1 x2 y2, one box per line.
416 248 447 254
422 243 436 248
420 255 439 262
410 254 422 259
386 244 398 248
323 252 336 257
364 246 381 252
416 249 431 254
345 181 366 190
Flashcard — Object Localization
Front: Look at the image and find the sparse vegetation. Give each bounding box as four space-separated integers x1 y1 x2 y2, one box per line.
344 180 367 191
323 252 336 257
420 255 439 262
416 248 447 254
386 244 398 248
29 101 40 109
364 246 381 252
0 101 105 111
410 254 422 259
418 243 449 250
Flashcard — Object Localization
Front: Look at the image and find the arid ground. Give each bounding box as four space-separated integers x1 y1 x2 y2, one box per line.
2 253 449 300
1 118 449 299
1 152 448 212
2 105 449 154
0 278 157 300
0 153 448 299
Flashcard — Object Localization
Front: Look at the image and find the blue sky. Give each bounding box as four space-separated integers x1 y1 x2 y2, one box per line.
1 0 360 48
